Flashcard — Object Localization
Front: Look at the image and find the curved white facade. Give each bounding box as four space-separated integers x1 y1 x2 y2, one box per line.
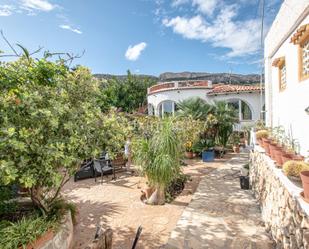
147 80 264 129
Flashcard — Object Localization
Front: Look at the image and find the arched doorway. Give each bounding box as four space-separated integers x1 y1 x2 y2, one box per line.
158 100 176 118
227 99 253 121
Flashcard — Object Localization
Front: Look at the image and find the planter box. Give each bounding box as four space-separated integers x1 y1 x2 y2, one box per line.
19 211 74 249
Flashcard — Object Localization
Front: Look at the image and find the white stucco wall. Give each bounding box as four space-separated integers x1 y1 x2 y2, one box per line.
265 0 309 157
147 88 263 129
147 88 212 115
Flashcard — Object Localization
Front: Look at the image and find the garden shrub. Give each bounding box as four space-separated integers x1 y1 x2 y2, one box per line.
283 160 309 178
256 130 269 139
0 214 56 249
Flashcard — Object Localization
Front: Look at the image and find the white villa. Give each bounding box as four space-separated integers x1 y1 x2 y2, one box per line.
264 0 309 157
147 80 264 129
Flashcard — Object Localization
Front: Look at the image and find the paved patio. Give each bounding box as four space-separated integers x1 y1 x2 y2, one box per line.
63 158 229 249
166 153 275 249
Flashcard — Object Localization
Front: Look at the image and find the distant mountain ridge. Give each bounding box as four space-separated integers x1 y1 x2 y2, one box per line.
94 72 261 85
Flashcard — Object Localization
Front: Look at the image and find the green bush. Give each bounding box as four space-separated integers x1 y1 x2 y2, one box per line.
0 215 56 249
283 161 309 178
0 186 18 218
48 198 77 225
0 52 131 214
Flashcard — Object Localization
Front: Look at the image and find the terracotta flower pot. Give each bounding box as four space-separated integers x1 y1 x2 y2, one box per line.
262 139 271 156
273 147 284 167
261 137 268 148
300 171 309 199
269 142 278 160
185 151 194 159
292 154 305 161
192 152 197 158
281 153 293 165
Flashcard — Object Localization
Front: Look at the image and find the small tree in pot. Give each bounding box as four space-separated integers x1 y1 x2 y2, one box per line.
230 132 241 153
133 118 182 205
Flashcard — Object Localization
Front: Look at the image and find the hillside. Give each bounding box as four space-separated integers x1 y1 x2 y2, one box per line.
94 72 261 85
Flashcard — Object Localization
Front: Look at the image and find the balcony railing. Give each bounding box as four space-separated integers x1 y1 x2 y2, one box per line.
148 80 212 94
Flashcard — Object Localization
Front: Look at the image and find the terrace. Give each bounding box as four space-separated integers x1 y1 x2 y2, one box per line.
147 80 212 94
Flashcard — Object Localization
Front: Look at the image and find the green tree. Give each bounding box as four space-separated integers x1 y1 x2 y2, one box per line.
100 70 155 113
0 55 130 214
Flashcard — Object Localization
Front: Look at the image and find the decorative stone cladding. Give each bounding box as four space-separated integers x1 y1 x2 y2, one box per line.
250 147 309 249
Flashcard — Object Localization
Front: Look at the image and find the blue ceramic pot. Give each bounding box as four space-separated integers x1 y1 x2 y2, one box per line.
202 150 215 162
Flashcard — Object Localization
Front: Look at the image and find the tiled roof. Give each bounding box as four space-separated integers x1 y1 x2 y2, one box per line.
207 84 264 95
290 24 309 45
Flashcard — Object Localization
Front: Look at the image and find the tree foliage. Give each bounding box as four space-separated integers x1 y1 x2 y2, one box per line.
100 71 155 113
0 55 130 213
177 97 213 120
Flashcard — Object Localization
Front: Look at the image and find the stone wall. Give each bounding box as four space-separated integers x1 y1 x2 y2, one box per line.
250 147 309 249
41 211 74 249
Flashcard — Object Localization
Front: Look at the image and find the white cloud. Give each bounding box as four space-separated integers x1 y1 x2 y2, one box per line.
125 42 147 61
59 25 82 34
192 0 219 16
171 0 189 7
163 4 261 57
171 0 219 16
21 0 56 12
0 5 14 16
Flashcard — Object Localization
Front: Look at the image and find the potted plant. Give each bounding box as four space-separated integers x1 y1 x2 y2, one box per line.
255 130 268 147
192 140 201 158
272 126 285 167
201 139 215 162
230 132 241 153
283 160 309 183
132 118 182 205
301 170 309 200
184 141 194 159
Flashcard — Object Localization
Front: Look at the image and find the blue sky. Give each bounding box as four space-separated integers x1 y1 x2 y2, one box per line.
0 0 282 76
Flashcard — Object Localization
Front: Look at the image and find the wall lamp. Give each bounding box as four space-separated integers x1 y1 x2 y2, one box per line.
305 106 309 115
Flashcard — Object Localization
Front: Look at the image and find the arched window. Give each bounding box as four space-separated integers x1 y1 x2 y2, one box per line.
158 100 176 118
227 99 252 121
148 104 155 116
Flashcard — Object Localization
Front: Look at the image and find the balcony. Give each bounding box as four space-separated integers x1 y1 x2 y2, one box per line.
148 80 212 94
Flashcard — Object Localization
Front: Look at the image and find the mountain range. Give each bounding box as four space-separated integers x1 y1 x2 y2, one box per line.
94 72 261 85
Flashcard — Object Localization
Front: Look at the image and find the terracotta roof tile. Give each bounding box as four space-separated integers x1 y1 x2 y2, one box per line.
207 84 264 95
290 24 309 45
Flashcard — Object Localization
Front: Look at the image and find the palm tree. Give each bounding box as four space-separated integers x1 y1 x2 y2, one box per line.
177 97 213 120
133 118 182 205
213 101 237 148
